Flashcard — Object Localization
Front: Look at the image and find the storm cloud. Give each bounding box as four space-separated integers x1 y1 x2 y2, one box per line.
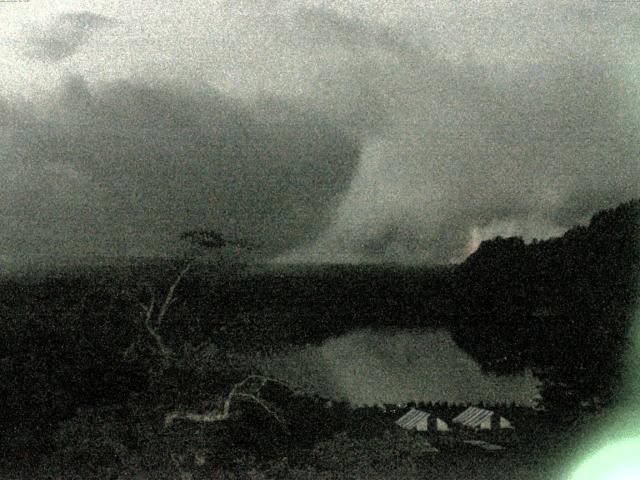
275 6 640 263
24 12 117 61
0 76 360 261
1 1 638 265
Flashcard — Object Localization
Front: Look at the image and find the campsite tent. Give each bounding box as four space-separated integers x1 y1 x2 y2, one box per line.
452 407 513 430
395 408 449 432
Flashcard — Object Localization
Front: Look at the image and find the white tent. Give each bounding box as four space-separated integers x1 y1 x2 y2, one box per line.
452 407 513 430
395 408 449 432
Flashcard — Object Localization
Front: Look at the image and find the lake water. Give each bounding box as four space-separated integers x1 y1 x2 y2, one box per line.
259 328 540 406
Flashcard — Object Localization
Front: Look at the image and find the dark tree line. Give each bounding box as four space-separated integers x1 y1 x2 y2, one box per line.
448 199 640 411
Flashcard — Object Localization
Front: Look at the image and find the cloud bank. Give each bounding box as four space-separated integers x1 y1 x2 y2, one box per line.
276 7 640 263
1 1 638 264
0 76 360 262
25 12 117 61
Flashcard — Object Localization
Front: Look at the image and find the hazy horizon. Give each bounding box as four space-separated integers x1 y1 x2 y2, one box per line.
0 197 627 274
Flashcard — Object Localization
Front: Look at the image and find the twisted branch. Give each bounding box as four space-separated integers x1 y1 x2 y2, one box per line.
164 375 291 430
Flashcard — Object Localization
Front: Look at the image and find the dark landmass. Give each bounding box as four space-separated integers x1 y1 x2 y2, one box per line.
0 199 637 478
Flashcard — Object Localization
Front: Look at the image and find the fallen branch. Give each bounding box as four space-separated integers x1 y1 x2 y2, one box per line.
235 392 287 426
164 375 291 431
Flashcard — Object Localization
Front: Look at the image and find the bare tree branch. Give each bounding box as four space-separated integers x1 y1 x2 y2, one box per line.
156 261 192 326
164 409 230 427
138 298 155 318
163 375 293 429
234 392 287 427
137 295 174 357
130 261 194 359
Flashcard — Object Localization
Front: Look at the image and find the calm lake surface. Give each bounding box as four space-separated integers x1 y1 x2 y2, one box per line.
259 328 540 406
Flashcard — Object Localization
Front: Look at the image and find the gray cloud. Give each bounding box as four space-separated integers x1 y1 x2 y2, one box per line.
275 7 640 263
25 12 116 61
4 3 639 265
0 76 360 261
296 7 413 56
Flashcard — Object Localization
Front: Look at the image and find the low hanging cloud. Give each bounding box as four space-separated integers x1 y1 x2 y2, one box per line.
274 7 640 263
0 76 360 262
3 2 639 265
24 12 117 61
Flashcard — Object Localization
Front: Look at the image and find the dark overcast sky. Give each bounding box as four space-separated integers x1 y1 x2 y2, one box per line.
0 1 638 266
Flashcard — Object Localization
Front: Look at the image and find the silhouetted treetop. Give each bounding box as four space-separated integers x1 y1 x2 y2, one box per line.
180 230 257 250
449 198 639 410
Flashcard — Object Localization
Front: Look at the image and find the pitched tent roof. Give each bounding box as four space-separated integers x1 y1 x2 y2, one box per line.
395 408 449 432
452 407 513 430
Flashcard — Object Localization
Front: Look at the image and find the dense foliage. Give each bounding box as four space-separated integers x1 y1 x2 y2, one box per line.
451 199 639 410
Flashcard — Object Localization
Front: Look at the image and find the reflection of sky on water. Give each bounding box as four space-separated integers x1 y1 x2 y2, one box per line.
261 328 539 406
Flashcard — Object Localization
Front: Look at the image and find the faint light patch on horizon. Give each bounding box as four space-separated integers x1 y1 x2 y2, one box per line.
462 218 570 260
